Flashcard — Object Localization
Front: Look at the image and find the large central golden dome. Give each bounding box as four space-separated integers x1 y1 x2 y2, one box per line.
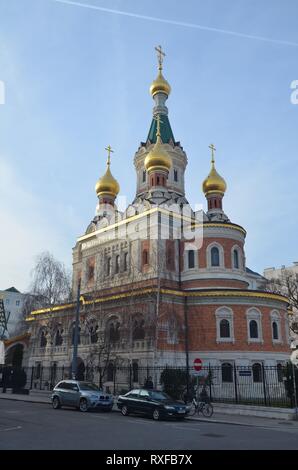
144 119 172 173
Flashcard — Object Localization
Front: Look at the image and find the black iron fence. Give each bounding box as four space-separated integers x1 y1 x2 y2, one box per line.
0 363 297 409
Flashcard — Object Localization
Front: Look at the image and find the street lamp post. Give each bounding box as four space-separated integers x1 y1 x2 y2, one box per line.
71 280 81 380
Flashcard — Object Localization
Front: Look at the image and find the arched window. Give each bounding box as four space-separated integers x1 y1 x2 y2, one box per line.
272 321 279 340
188 250 195 269
252 363 263 383
249 320 259 339
115 255 120 274
211 247 220 267
221 363 233 383
133 319 145 340
143 170 146 183
233 249 239 269
107 257 111 276
55 329 63 346
132 362 139 382
109 321 120 342
174 169 178 182
124 252 128 271
40 331 47 348
90 325 98 344
219 319 231 338
143 250 149 266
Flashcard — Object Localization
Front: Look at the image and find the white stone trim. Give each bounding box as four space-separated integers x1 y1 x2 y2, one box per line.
206 242 224 269
215 307 235 343
246 308 263 344
183 247 199 271
231 244 243 271
270 310 282 344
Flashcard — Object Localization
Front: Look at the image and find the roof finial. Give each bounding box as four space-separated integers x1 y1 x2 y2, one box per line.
209 143 216 167
155 45 166 71
105 145 114 167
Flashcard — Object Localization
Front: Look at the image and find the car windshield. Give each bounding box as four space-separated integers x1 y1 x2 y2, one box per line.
149 391 171 401
79 382 100 392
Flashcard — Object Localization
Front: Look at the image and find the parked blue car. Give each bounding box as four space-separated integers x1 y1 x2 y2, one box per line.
51 380 113 412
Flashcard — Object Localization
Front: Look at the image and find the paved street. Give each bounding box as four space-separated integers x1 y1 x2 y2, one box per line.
0 400 298 450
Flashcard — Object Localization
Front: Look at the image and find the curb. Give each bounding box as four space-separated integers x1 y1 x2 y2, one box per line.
0 395 296 428
0 395 50 405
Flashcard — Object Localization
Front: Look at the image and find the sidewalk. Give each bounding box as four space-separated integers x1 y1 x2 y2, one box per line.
1 391 298 429
189 412 298 429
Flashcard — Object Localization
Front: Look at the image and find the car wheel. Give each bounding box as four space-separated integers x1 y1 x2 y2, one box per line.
121 405 129 416
79 398 88 412
52 396 61 410
152 409 160 421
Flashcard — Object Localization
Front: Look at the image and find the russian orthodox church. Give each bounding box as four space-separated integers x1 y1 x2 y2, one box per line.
10 47 290 388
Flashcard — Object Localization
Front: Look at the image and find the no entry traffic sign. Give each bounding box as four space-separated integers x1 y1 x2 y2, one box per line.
193 358 202 371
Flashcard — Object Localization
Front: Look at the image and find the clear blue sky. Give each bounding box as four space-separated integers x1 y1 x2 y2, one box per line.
0 0 297 291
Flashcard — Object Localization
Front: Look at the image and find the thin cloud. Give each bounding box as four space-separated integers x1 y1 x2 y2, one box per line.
51 0 298 47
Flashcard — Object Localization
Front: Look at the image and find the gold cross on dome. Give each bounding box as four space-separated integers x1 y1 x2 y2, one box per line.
155 45 166 69
209 144 216 164
105 145 114 165
154 114 163 137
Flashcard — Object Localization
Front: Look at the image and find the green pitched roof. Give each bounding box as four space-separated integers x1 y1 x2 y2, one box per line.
147 113 175 144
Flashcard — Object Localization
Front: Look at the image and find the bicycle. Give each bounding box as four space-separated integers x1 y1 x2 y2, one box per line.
188 396 214 418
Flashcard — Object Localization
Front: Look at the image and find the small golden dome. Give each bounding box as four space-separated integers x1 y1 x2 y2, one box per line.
202 145 227 196
150 70 171 97
95 159 120 198
144 117 172 173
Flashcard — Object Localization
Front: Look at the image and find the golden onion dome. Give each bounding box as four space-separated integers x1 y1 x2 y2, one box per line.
150 70 171 97
202 146 227 196
95 161 120 198
144 119 172 173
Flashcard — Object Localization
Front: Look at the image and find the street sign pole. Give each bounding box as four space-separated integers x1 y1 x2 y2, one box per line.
71 280 81 380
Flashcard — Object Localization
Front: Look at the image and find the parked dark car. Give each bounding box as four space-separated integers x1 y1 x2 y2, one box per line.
51 380 114 412
117 388 190 420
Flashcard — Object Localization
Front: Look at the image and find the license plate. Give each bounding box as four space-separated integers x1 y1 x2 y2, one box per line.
178 409 185 414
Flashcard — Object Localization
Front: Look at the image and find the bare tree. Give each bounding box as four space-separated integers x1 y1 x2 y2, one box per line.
88 332 112 388
266 270 298 335
29 251 72 307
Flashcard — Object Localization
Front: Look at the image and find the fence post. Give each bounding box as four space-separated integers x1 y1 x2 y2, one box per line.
113 365 116 395
233 364 238 404
30 366 34 390
129 363 132 390
291 363 298 420
208 364 212 402
261 363 267 406
39 366 43 390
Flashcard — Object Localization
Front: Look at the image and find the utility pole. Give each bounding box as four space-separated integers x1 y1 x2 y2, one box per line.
71 280 81 380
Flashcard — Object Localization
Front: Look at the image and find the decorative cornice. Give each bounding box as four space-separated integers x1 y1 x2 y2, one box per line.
27 288 288 319
77 207 246 243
